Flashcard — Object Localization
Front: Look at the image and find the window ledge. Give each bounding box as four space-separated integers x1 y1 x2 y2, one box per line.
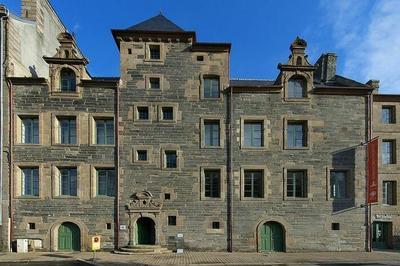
240 197 266 201
284 197 310 201
202 146 224 149
330 198 353 202
144 59 164 63
53 196 80 199
381 204 397 207
93 195 115 199
133 160 150 165
14 143 42 147
285 147 309 150
206 229 224 234
52 143 79 147
49 91 81 98
15 196 40 200
162 168 181 172
133 120 152 124
284 98 310 103
241 147 267 151
159 120 177 123
89 144 115 147
201 197 224 201
201 97 222 101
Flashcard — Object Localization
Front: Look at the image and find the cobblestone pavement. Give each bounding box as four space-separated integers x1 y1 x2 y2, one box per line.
0 251 399 265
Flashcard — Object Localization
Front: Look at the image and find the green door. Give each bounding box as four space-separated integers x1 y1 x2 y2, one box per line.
260 222 284 252
58 222 80 251
137 217 155 245
372 222 390 249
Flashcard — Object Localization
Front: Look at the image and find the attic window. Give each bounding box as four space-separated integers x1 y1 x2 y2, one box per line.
197 55 204 62
296 56 302 66
149 45 161 60
288 76 306 98
60 68 76 92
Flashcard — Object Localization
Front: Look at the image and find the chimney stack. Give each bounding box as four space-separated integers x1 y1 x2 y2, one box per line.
366 80 380 94
314 53 337 82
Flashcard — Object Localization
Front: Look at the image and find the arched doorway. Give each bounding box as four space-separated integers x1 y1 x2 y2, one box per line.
58 222 81 251
136 217 156 245
259 221 285 252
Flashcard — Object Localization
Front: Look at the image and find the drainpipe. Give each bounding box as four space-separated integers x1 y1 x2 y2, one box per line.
0 5 9 228
115 80 120 249
227 86 233 252
7 79 12 252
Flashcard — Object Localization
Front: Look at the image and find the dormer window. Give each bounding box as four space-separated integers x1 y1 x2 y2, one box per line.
288 76 306 98
60 68 76 92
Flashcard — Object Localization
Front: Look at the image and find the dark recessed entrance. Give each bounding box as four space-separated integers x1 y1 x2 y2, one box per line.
372 221 392 249
136 217 155 245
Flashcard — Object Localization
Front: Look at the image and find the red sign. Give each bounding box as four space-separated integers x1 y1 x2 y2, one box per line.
367 138 378 204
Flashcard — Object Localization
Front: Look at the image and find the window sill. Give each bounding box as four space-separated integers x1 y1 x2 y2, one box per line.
381 203 397 207
144 59 164 63
284 146 309 150
201 97 222 101
133 120 152 124
90 144 115 147
162 168 181 172
53 196 79 199
330 198 353 202
159 120 178 124
284 197 310 201
15 196 40 200
132 160 151 164
240 197 266 201
14 143 42 147
49 91 81 98
93 195 115 199
52 143 79 147
284 98 310 103
206 229 224 234
241 146 267 151
201 146 224 149
201 197 223 201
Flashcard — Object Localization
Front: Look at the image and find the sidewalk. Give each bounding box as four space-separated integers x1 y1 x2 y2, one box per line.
0 250 399 265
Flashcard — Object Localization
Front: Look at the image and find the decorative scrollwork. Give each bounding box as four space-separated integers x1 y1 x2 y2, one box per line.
126 191 162 211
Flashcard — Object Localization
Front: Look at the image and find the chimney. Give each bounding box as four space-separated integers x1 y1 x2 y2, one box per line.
366 80 379 94
314 53 337 82
21 0 39 21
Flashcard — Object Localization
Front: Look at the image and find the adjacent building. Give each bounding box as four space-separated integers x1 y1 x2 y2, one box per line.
0 0 399 252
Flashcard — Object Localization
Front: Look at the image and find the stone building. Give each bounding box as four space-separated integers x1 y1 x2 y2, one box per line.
0 0 399 252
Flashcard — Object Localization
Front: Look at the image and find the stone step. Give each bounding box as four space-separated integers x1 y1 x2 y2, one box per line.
114 245 172 255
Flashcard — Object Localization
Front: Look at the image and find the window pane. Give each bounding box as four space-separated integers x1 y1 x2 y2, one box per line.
149 78 160 89
165 151 177 168
383 181 396 205
382 140 395 164
149 45 160 60
287 171 307 198
60 69 76 92
205 170 221 198
204 78 220 98
60 168 77 196
244 122 263 147
138 107 149 120
137 150 147 161
205 121 220 147
330 171 347 199
22 168 39 196
60 118 77 144
287 122 306 148
244 170 263 198
288 78 306 98
382 107 395 124
22 117 39 144
162 107 173 120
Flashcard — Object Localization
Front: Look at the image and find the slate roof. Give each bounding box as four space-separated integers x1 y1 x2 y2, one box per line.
230 79 277 87
127 14 184 32
314 75 368 88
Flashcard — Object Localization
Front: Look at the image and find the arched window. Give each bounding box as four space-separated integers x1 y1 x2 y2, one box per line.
288 76 306 98
60 68 76 92
296 56 302 66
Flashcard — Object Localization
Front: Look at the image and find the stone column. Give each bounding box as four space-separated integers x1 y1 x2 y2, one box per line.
127 212 135 247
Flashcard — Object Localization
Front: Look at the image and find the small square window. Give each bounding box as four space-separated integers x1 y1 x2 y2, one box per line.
106 223 112 230
149 77 160 90
164 193 171 200
212 221 220 229
331 223 340 230
128 48 132 54
137 150 148 161
197 55 204 61
168 216 177 226
382 106 395 124
203 77 220 98
28 223 36 230
162 107 174 121
137 107 149 120
382 140 396 165
149 45 161 60
165 150 177 168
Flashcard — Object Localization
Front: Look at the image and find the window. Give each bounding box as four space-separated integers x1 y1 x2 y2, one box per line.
161 107 174 121
60 68 76 92
137 107 149 120
382 106 395 124
203 77 220 98
106 223 112 230
165 151 177 168
128 48 132 54
95 118 114 145
168 216 177 226
164 193 171 200
244 170 263 198
287 121 307 148
21 116 39 144
149 77 160 89
204 170 221 198
197 55 204 61
149 45 161 60
331 223 340 230
382 140 396 164
58 117 77 144
28 223 36 230
21 167 39 197
288 76 306 98
204 120 220 147
97 168 115 197
244 121 263 147
212 221 220 229
59 167 77 196
330 171 348 199
383 181 397 205
287 170 307 198
137 150 148 161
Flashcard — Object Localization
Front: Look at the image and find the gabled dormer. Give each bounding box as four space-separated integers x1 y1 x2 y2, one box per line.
277 37 315 101
43 32 90 96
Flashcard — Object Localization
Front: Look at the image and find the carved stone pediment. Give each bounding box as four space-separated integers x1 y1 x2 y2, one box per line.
126 191 162 212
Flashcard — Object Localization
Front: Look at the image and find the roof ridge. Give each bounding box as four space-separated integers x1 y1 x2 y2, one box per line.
127 14 184 32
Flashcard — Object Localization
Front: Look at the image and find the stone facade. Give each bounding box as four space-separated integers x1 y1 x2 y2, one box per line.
1 1 399 253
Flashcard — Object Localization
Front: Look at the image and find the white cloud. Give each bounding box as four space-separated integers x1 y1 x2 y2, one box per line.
320 0 400 94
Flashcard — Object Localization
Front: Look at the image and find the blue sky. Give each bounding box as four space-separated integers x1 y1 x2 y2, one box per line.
4 0 400 93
